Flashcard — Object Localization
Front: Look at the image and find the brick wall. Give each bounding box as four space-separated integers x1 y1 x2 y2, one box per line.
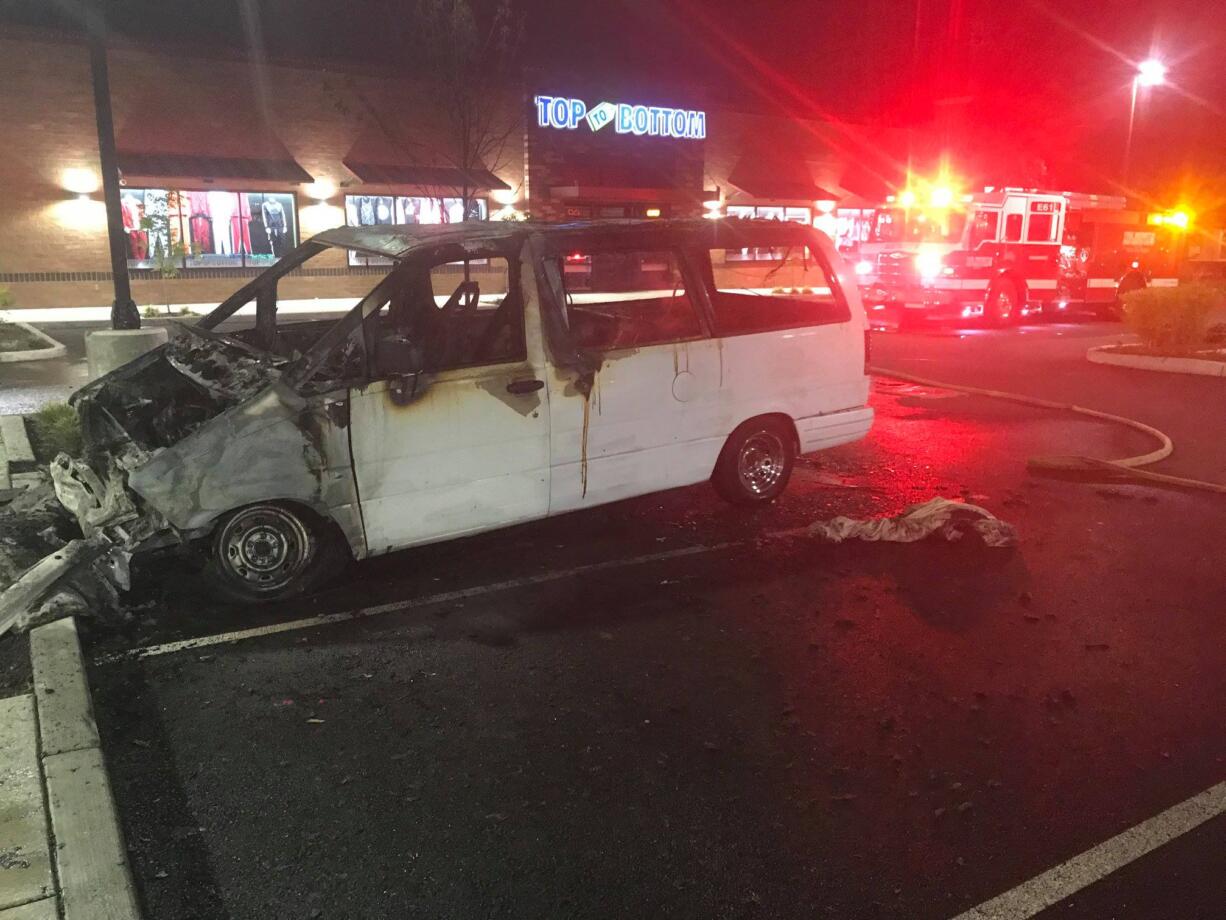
0 32 526 311
0 32 859 312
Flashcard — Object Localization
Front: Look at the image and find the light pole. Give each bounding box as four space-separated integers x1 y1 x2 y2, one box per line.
1123 58 1166 185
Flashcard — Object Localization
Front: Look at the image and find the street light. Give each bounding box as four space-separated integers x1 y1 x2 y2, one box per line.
1124 58 1167 183
1136 58 1167 88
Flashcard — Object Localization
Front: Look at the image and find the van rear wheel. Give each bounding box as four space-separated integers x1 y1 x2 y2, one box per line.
712 417 796 504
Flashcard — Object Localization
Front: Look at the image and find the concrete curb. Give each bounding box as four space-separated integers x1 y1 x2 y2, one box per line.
29 619 140 920
0 416 36 492
0 323 67 364
0 696 53 915
1087 345 1226 377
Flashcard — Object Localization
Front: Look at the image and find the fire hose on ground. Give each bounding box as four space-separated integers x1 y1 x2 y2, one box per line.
870 367 1226 495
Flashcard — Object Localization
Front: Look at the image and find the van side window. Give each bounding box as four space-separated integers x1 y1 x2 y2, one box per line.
425 257 523 369
558 249 702 350
367 256 523 377
704 246 850 336
1004 213 1024 242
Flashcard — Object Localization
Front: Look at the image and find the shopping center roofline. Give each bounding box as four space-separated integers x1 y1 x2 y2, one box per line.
311 218 830 260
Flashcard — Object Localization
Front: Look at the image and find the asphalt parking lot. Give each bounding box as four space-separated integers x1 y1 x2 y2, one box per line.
74 318 1226 919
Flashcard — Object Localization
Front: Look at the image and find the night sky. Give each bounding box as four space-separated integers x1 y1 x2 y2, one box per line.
4 0 1223 210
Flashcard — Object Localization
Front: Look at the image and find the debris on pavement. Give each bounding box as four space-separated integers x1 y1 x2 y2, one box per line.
808 497 1018 548
0 474 129 637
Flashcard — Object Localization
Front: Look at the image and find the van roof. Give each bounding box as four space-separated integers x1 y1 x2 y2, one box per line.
311 218 826 260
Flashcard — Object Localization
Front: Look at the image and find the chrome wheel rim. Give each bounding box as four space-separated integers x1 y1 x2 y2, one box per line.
995 287 1016 319
737 431 786 495
218 506 313 592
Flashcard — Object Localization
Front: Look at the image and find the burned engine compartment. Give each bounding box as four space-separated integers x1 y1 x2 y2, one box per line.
74 327 281 454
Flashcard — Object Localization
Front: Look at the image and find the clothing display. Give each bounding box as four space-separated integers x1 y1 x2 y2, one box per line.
261 197 287 256
122 186 297 268
121 194 147 260
249 213 271 256
234 194 253 254
188 191 213 254
207 191 237 256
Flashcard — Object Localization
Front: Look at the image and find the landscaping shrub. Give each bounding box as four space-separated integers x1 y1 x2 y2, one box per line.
1122 283 1226 354
26 403 83 462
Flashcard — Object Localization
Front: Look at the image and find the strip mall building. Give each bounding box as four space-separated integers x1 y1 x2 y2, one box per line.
0 29 897 311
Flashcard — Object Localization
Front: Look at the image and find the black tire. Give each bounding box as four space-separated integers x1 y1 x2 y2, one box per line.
202 502 348 604
1114 273 1146 319
985 279 1022 327
712 417 796 505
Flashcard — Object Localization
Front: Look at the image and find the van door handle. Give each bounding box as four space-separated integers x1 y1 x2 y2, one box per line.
506 378 545 395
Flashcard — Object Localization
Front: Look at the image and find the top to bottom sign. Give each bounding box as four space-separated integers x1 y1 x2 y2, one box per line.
534 95 707 140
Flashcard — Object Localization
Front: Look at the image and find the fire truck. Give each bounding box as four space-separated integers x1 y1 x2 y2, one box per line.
844 188 1191 325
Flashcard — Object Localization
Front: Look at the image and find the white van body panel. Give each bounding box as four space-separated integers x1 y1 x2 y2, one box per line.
547 230 872 515
547 337 726 512
336 223 871 559
348 252 553 555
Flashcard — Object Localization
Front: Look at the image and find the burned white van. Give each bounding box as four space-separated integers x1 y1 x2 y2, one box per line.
48 220 872 604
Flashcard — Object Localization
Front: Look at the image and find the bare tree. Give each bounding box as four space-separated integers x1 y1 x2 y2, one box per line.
325 0 522 222
413 0 523 219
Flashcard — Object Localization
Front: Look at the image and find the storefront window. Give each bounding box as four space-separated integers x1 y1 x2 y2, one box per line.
122 188 298 269
725 204 813 260
345 194 488 265
834 208 875 252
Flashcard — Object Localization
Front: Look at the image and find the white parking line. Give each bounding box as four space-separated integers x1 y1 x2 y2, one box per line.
94 542 735 665
950 781 1226 919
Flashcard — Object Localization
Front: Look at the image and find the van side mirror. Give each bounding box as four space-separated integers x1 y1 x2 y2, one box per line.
376 335 424 376
389 370 423 404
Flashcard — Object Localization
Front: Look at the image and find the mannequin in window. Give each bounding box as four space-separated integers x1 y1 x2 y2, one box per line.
358 196 376 226
121 193 147 259
208 191 237 255
262 197 288 256
188 190 213 254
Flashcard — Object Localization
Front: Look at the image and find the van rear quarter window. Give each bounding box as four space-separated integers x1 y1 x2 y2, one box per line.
706 247 849 336
558 248 702 350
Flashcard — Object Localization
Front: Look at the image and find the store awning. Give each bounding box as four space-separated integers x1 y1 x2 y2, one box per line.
726 148 839 202
116 152 312 184
543 159 702 203
838 162 902 201
342 161 510 190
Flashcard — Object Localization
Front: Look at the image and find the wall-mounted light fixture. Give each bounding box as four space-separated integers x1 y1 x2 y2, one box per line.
52 167 106 228
304 179 337 202
61 167 100 196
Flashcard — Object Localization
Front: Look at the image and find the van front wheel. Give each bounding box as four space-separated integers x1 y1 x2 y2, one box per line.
203 502 346 603
713 417 796 504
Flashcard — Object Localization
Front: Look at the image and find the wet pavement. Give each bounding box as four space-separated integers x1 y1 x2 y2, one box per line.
7 316 1225 918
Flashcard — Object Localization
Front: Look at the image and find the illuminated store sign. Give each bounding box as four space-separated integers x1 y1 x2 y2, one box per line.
534 95 706 140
